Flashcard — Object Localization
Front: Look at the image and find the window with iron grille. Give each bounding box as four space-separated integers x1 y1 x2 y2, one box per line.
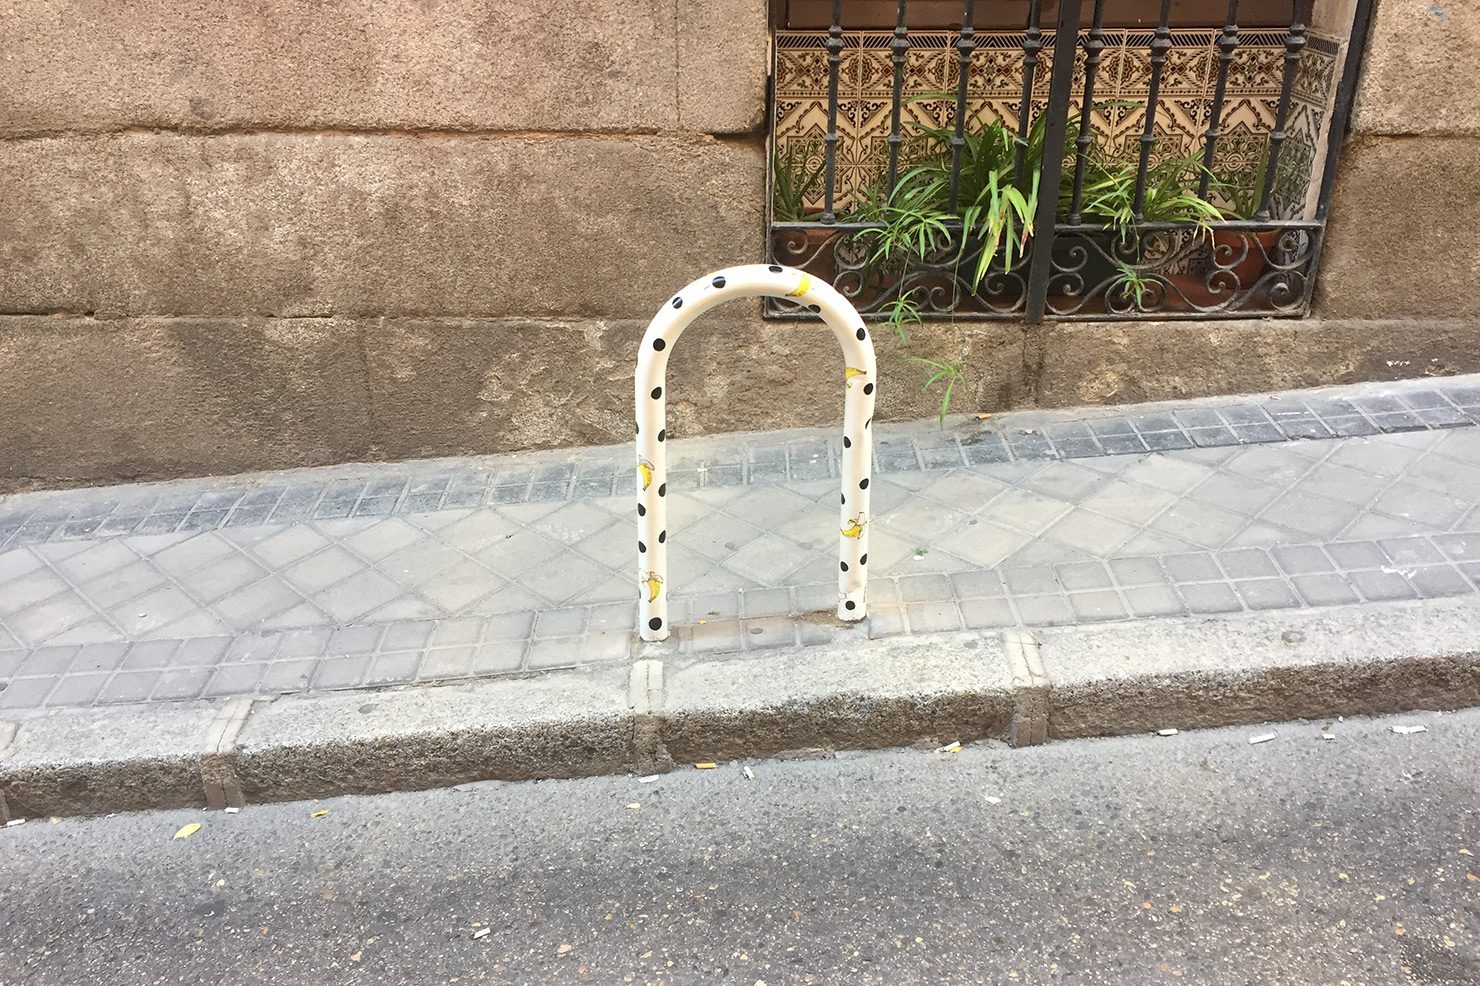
766 0 1375 322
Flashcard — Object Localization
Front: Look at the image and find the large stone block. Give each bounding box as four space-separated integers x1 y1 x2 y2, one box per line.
1031 316 1480 408
0 133 763 319
360 312 1031 460
1354 0 1480 136
679 1 770 133
2 0 765 136
0 316 371 490
1316 136 1480 318
0 311 1029 488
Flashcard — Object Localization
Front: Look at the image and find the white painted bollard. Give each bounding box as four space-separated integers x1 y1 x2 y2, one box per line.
634 264 877 642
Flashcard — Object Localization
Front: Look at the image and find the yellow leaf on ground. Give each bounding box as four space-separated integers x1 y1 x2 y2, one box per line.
310 809 329 819
695 763 717 770
173 822 202 840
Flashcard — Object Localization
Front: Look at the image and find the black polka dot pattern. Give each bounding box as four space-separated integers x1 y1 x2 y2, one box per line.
634 264 881 639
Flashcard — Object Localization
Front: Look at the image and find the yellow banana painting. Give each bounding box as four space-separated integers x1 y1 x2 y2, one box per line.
785 273 812 297
841 514 867 539
642 571 663 603
637 457 654 491
845 367 868 389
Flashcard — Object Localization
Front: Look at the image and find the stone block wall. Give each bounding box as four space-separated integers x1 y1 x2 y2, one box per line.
1316 0 1480 318
1 0 1478 489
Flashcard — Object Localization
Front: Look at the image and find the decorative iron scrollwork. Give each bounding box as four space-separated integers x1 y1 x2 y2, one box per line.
768 222 1318 321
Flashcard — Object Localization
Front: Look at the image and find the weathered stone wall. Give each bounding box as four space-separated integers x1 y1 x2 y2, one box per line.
1 0 1478 490
1316 0 1480 318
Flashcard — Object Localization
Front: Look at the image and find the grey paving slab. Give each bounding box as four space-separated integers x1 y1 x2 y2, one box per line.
3 377 1480 711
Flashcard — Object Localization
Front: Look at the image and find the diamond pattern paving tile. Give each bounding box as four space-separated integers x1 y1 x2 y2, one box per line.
0 567 71 618
246 525 333 569
721 533 816 585
150 533 239 580
313 570 405 624
1262 489 1364 540
474 528 561 581
0 548 45 583
211 577 314 631
415 558 506 613
1368 485 1472 529
1149 501 1247 550
518 553 614 608
49 541 140 584
873 497 972 543
981 488 1074 536
343 517 427 562
2 380 1480 712
525 502 619 547
76 562 168 610
1041 510 1140 556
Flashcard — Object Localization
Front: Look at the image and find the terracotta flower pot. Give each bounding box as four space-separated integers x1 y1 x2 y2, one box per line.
1209 228 1282 292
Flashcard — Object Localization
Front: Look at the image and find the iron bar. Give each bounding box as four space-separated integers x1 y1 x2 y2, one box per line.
1133 0 1176 222
822 0 844 222
1301 0 1379 310
1066 0 1108 224
947 0 976 212
1256 0 1312 220
1198 0 1241 200
1014 0 1045 185
1024 0 1085 323
885 0 910 198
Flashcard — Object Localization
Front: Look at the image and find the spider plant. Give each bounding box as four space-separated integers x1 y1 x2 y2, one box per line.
1074 149 1225 242
863 116 1049 332
1109 261 1157 308
771 139 825 222
907 356 967 424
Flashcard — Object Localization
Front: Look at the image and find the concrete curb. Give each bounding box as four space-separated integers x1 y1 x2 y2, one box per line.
2 596 1478 819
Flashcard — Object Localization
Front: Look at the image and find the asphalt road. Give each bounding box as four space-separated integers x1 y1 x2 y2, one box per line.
2 710 1477 986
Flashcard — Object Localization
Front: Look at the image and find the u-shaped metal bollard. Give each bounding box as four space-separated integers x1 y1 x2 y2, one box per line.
634 264 877 642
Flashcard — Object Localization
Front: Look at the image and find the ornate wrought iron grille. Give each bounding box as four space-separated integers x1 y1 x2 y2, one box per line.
766 0 1375 322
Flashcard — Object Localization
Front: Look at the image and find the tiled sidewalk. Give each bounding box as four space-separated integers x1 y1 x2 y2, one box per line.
2 377 1480 714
